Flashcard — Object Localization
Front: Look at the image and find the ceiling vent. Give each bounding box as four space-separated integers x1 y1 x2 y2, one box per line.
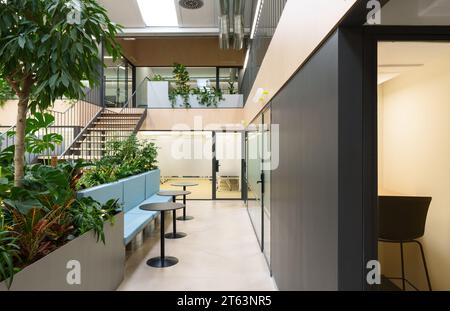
179 0 204 10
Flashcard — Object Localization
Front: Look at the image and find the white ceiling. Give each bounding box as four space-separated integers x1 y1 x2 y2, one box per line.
98 0 146 28
98 0 253 35
378 42 450 84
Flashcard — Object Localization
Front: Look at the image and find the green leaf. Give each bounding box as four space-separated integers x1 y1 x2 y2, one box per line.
18 36 25 49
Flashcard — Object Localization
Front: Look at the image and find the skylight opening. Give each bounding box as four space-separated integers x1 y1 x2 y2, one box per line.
137 0 179 27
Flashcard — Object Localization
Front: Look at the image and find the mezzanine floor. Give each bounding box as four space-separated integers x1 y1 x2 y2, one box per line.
118 200 276 291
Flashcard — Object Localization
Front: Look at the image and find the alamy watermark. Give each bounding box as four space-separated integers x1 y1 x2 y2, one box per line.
367 0 381 25
161 116 280 171
366 260 381 285
66 0 82 25
66 259 81 285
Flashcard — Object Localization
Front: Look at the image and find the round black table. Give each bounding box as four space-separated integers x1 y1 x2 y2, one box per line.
139 202 185 268
171 182 199 221
157 191 191 239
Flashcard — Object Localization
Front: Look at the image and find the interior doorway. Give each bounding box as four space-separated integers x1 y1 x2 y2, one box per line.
375 40 450 291
138 131 244 200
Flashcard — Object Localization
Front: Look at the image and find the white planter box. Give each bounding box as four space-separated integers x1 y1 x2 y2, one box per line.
0 213 125 291
147 81 172 108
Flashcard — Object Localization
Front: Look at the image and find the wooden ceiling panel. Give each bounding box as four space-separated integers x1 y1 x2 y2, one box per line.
117 37 246 67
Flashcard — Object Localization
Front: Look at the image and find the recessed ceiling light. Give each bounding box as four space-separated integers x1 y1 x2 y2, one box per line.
137 0 179 27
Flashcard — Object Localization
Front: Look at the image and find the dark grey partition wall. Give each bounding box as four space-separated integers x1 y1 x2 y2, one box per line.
271 32 339 291
270 29 365 291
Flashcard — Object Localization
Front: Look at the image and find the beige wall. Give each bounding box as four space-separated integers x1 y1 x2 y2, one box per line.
243 0 357 123
0 100 99 127
378 53 450 290
141 109 244 131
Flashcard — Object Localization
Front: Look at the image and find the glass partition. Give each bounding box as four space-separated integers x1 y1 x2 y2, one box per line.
262 109 271 264
104 54 133 107
138 131 213 200
134 66 244 108
247 116 263 246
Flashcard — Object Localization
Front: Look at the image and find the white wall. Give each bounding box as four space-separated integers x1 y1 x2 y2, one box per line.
138 131 213 178
378 52 450 290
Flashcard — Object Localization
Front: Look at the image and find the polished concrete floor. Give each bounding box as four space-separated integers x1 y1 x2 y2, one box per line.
118 200 276 291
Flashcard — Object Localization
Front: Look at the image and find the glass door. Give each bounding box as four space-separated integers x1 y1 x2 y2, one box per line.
246 115 264 247
213 131 243 199
246 109 272 265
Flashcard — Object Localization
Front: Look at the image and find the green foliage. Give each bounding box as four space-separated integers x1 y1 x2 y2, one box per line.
0 212 19 289
0 76 15 105
0 0 122 112
168 63 225 108
0 0 122 186
24 112 63 162
227 81 237 95
169 63 191 108
71 197 119 243
151 74 164 81
77 135 158 189
0 117 120 286
192 86 224 107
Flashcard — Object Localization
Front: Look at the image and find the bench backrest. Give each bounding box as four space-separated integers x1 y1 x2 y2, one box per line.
77 169 161 213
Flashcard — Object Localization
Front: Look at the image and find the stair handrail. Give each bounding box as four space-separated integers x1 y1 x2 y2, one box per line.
120 76 152 113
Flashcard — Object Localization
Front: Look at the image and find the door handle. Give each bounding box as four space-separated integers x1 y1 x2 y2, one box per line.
215 160 220 172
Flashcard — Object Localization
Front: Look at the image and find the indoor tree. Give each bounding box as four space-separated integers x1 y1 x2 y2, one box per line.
0 0 121 187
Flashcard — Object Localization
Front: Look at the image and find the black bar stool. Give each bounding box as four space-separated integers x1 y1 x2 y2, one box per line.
378 196 433 291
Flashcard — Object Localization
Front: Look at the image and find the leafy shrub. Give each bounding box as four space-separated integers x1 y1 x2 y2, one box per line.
0 211 19 289
0 118 122 287
77 135 158 189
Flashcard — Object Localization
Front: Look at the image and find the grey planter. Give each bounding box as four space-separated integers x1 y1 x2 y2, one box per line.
0 212 125 291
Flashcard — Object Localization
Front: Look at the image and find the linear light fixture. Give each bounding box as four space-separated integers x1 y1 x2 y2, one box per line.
137 0 179 27
250 0 264 39
243 48 250 71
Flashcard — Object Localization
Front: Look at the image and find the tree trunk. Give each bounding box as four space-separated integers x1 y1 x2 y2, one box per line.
14 95 28 187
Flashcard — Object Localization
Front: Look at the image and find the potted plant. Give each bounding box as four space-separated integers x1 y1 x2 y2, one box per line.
169 63 192 108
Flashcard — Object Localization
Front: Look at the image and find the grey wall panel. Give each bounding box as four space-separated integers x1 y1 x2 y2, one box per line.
271 32 339 290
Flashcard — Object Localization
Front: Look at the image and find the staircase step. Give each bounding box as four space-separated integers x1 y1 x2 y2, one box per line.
93 122 138 126
98 116 141 120
70 148 109 152
59 155 102 161
87 128 135 131
101 113 143 117
82 134 131 138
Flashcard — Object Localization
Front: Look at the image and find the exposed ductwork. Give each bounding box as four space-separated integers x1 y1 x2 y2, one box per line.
219 0 230 49
233 0 245 50
218 0 245 50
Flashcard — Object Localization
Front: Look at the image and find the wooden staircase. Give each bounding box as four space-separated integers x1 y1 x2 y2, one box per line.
59 109 146 161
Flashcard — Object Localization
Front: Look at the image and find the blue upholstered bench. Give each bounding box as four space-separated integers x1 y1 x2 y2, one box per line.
77 169 170 245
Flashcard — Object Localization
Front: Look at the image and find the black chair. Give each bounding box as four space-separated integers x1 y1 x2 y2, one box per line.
378 196 432 291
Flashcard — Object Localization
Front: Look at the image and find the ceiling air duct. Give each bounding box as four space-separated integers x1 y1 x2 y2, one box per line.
179 0 204 10
232 0 245 50
219 0 230 50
